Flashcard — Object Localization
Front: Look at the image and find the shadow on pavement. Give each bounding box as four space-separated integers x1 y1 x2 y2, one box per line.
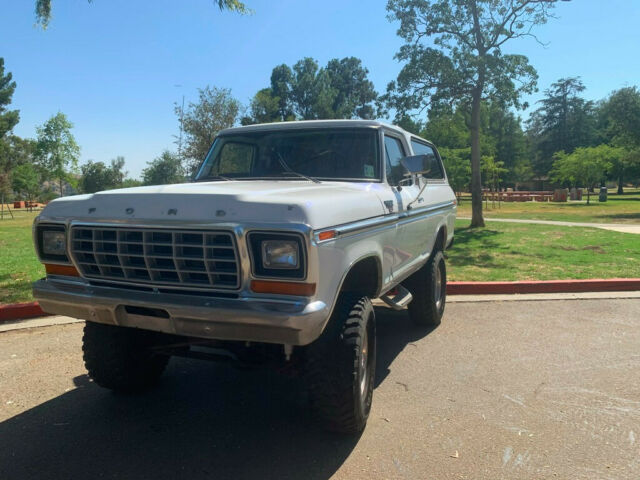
0 307 434 480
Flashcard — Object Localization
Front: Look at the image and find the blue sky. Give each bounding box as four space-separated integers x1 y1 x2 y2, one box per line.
1 0 638 178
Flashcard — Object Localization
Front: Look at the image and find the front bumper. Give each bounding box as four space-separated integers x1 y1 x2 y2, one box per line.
33 278 329 346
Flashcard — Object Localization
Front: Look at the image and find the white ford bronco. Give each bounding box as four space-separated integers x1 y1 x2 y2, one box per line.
32 120 456 433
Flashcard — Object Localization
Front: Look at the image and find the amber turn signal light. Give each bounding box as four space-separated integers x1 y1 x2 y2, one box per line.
45 264 80 277
317 230 337 241
250 280 316 296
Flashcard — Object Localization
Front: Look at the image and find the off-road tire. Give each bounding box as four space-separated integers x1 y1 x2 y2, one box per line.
404 249 446 328
83 322 170 392
304 293 376 434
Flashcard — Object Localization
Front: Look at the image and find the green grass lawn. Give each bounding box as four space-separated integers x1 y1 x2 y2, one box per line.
448 219 640 281
1 210 639 305
456 189 640 224
0 211 44 304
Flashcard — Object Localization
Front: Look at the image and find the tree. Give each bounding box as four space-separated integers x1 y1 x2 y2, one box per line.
241 88 281 125
325 57 378 119
481 155 508 202
142 151 185 186
422 106 469 149
290 58 336 120
11 163 40 207
0 58 21 179
550 145 619 204
395 115 424 135
511 159 534 190
0 135 36 175
178 86 240 174
35 0 250 28
527 77 598 176
484 101 529 183
385 0 566 227
35 112 80 197
244 57 379 124
599 86 640 193
79 157 127 193
122 178 143 189
0 58 19 142
439 147 471 201
270 64 295 122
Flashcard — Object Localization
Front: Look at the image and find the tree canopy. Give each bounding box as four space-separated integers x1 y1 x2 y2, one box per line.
79 157 127 193
242 57 378 125
34 0 250 28
178 86 241 174
526 77 598 175
35 112 80 197
550 145 621 203
142 150 185 186
0 58 19 141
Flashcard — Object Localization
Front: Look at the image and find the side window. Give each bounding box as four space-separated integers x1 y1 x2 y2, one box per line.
384 135 406 186
410 140 444 179
216 142 254 175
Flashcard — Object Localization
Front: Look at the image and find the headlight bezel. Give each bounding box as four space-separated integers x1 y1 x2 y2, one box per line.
247 231 306 280
35 223 70 263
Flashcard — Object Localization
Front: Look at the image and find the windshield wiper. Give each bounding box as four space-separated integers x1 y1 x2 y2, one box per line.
273 149 321 184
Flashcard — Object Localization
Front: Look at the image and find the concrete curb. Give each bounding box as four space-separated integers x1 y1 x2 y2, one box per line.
0 302 47 322
1 278 639 323
447 278 640 295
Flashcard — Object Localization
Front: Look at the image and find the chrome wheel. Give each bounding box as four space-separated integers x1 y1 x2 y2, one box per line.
434 260 444 310
359 322 369 397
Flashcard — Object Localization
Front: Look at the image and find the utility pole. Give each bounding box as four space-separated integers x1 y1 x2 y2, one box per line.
178 94 185 157
174 84 185 158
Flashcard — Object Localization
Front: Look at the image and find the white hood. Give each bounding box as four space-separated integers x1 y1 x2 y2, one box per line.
40 180 388 229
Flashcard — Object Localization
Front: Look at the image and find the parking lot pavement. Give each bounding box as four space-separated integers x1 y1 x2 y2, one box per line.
1 298 639 480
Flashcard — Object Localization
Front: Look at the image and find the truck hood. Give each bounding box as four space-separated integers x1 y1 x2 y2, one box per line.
40 180 388 229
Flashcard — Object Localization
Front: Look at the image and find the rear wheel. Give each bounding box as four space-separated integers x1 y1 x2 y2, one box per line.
403 249 446 328
83 322 170 392
304 293 376 434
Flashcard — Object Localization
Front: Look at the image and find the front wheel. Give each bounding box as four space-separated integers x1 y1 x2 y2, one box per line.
83 322 170 392
304 293 376 434
404 249 447 328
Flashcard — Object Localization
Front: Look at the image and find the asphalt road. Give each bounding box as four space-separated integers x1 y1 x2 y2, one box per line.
1 298 639 480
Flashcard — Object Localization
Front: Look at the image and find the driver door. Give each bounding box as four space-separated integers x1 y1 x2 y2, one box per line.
382 133 423 276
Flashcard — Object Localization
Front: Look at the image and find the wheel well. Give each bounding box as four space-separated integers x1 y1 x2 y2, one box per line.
435 226 447 251
340 256 380 298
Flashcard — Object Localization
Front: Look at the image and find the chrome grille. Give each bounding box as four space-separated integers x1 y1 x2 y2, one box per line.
70 226 240 290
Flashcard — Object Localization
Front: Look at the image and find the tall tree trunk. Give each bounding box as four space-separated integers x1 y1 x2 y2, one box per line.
470 87 484 228
618 175 624 195
59 177 63 197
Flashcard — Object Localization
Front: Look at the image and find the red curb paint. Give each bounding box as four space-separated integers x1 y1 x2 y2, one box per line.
1 278 639 323
0 302 48 322
447 278 640 295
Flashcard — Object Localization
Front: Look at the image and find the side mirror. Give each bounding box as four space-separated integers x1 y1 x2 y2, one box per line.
400 155 432 210
400 154 432 176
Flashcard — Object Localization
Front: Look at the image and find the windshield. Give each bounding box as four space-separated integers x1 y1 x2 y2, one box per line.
195 128 381 182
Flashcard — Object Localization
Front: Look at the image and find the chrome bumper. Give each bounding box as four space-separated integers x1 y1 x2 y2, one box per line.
33 278 329 346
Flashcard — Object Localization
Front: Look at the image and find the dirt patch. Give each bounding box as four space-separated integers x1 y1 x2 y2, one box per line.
557 245 606 254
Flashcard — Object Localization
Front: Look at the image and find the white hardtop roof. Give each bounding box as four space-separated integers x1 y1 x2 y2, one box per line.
218 119 411 136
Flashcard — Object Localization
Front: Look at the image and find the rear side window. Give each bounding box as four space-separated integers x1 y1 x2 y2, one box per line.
410 140 444 179
384 135 406 186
